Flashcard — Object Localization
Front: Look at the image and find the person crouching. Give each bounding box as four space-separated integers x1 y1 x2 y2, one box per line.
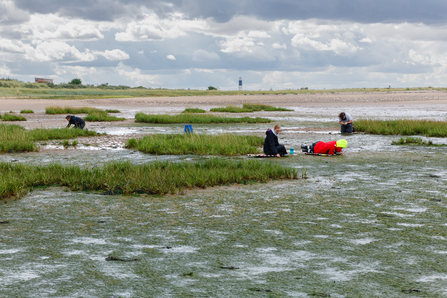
302 139 348 155
263 124 287 157
66 115 85 129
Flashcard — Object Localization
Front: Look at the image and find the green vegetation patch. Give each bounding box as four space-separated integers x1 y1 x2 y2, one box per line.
45 106 102 114
355 119 447 137
0 159 297 199
83 112 125 122
135 112 271 124
20 110 34 114
126 134 264 156
182 108 206 113
105 109 120 113
0 124 98 153
1 113 26 121
243 103 293 111
210 105 253 113
391 136 446 146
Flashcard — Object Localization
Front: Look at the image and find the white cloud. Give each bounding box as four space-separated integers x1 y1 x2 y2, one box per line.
115 12 188 41
116 63 159 85
166 54 176 60
408 49 430 65
272 43 287 49
248 31 271 38
94 49 130 61
192 50 220 61
219 37 256 53
138 50 144 54
291 34 360 55
359 37 372 43
26 41 96 62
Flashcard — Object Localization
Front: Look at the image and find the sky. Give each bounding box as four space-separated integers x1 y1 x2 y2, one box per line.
2 0 447 90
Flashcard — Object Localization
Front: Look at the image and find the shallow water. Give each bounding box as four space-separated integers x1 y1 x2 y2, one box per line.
1 104 447 297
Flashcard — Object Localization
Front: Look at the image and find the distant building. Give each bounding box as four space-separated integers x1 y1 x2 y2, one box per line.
35 78 53 83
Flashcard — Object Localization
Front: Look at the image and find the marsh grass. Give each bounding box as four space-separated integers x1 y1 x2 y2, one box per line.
20 110 34 114
1 113 26 121
125 134 264 156
210 105 253 113
83 112 125 122
46 106 125 121
135 112 271 124
355 119 447 137
0 159 298 199
391 137 446 146
45 106 102 114
182 108 206 113
242 103 293 112
0 124 98 153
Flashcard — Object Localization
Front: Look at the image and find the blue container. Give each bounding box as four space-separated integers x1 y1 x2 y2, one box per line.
184 125 193 133
290 147 294 154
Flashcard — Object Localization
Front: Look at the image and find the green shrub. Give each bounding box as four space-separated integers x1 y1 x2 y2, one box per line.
135 113 271 124
20 110 34 114
126 134 264 156
355 119 447 137
105 109 121 113
0 159 298 199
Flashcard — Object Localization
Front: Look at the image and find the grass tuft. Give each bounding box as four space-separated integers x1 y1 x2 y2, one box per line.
1 113 26 121
0 159 298 199
391 137 445 146
355 119 447 137
83 112 125 122
0 124 98 153
45 106 102 114
135 113 271 124
20 110 34 114
243 103 293 112
105 109 121 113
210 105 253 113
182 108 206 113
125 134 264 156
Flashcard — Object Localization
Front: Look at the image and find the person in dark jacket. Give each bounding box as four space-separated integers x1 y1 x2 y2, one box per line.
66 115 85 129
263 124 287 157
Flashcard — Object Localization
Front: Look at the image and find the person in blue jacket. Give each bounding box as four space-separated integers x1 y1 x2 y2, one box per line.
263 124 287 157
66 115 85 129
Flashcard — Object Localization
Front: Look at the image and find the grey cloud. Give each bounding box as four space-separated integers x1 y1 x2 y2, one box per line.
11 0 447 24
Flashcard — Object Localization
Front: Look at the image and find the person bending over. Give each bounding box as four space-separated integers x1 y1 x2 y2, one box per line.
66 115 85 129
302 139 347 155
263 124 287 157
338 112 353 133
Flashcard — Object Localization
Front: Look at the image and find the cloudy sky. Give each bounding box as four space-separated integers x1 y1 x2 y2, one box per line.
2 0 447 90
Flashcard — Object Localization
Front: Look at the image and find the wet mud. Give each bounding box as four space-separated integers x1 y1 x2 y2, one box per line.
1 95 447 297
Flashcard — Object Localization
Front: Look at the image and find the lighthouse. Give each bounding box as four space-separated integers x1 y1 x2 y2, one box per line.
238 77 242 91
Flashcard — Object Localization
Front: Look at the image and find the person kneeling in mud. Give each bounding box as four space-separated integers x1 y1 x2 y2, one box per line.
301 139 347 155
263 124 287 157
66 115 85 129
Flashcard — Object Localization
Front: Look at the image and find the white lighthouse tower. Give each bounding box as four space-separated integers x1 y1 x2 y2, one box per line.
238 77 242 91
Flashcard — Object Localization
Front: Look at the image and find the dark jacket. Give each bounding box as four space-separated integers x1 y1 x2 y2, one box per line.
263 129 279 155
67 116 85 128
